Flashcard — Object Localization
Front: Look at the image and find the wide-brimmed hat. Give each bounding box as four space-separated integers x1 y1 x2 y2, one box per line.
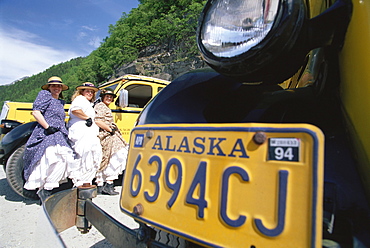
76 82 98 92
41 76 69 91
100 88 117 98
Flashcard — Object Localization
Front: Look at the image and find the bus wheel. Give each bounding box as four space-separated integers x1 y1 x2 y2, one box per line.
5 145 38 200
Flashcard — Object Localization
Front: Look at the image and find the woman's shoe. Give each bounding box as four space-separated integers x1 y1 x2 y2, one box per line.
97 185 104 195
37 189 52 201
102 183 119 195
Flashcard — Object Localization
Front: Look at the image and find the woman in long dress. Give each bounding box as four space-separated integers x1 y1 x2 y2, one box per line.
67 82 102 187
94 88 128 195
23 76 74 200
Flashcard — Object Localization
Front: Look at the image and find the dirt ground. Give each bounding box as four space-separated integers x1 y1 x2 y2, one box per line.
0 165 138 248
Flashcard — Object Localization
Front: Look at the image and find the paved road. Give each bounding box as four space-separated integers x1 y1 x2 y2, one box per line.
0 165 138 248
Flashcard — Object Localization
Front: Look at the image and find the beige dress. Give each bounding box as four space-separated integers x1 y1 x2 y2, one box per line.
94 102 128 185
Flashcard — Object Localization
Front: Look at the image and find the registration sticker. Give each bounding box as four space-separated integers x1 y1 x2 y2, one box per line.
133 134 144 148
268 138 300 162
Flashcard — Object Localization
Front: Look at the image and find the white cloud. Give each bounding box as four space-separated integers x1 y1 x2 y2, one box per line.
82 25 98 32
76 26 102 50
0 27 80 85
77 31 88 39
88 36 102 48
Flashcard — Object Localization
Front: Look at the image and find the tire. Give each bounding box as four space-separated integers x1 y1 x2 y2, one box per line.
154 228 187 248
5 145 38 200
153 227 203 248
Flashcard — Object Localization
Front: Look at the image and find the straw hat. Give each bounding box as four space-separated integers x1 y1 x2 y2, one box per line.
41 76 69 91
100 88 117 98
76 82 98 92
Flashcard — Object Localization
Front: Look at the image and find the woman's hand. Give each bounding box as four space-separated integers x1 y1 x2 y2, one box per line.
95 120 113 133
85 118 93 127
32 111 60 134
109 126 117 135
71 109 92 126
45 126 59 134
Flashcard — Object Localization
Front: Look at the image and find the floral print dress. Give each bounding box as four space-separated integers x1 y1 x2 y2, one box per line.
23 90 74 191
94 102 128 185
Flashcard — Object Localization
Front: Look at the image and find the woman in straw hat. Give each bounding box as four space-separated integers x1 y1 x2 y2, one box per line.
67 82 102 187
23 76 74 200
94 88 128 195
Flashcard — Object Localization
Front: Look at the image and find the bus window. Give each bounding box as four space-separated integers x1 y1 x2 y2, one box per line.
124 84 152 108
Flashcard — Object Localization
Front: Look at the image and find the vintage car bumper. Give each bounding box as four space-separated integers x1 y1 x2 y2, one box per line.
41 185 172 248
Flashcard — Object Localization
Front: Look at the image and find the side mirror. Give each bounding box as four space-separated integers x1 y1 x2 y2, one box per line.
116 89 128 108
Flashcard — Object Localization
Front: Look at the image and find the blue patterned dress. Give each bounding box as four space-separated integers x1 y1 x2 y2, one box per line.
23 90 74 190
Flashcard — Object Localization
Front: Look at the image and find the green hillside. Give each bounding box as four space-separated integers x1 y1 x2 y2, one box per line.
0 0 206 107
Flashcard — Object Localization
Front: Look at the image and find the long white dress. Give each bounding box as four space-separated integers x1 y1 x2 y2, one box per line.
67 95 102 187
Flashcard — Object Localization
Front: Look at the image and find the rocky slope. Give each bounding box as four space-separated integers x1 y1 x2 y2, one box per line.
110 46 210 81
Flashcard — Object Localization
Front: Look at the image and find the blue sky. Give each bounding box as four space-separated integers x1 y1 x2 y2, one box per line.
0 0 139 85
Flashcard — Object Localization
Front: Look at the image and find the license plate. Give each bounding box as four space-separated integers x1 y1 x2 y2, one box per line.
120 123 324 248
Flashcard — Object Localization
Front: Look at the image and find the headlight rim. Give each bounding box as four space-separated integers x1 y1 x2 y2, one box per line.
197 0 308 83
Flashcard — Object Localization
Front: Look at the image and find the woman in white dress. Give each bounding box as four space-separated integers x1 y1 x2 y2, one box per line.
67 82 102 187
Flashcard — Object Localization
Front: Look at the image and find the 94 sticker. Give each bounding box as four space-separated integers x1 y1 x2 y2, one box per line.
268 138 300 162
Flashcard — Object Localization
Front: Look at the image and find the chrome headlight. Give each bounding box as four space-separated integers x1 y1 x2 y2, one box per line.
201 0 280 58
197 0 352 83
